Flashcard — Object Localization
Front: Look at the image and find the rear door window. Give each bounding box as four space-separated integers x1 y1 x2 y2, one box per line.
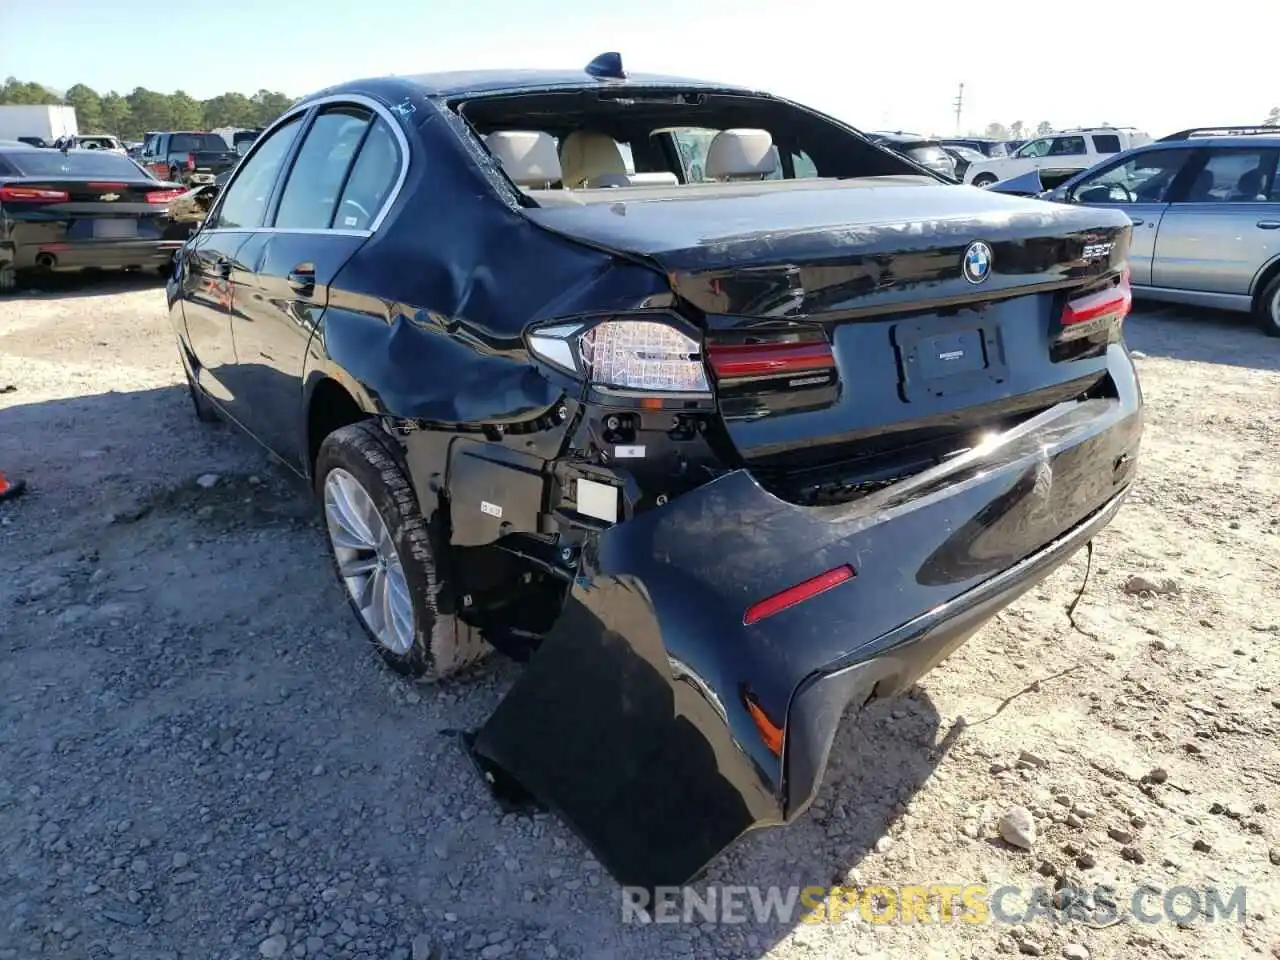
1179 149 1278 203
274 105 372 230
1091 134 1122 153
1049 136 1086 156
334 116 403 230
211 116 302 229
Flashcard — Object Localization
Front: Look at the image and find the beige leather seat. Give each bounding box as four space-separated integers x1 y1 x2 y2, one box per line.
705 129 779 181
559 131 629 188
484 131 561 188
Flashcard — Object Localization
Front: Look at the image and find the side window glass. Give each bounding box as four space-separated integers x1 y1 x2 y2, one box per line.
1092 134 1121 153
212 117 302 229
1016 138 1051 158
1180 150 1275 203
274 106 372 230
668 127 718 182
792 149 819 179
1050 136 1086 156
334 117 403 230
1071 149 1191 204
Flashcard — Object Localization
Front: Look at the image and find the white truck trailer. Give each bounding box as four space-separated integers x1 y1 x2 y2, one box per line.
0 104 79 143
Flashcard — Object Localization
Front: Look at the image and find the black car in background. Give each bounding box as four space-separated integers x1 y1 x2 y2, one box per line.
866 130 958 179
169 54 1141 890
0 146 190 286
941 137 1010 159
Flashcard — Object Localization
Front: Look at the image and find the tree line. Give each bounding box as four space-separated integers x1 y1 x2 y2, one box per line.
981 111 1280 141
0 77 294 140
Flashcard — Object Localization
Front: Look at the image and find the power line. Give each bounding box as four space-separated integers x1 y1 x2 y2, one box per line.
953 82 964 134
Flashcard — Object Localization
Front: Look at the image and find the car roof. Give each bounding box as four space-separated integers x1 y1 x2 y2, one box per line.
396 67 755 98
1163 135 1280 148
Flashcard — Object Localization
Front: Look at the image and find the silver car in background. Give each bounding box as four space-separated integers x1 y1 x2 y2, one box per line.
1034 127 1280 336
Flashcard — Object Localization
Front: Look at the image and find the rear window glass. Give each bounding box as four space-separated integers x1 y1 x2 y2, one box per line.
1092 134 1122 153
2 150 145 178
170 134 228 153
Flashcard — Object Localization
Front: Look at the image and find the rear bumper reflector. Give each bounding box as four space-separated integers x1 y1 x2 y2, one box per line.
744 564 855 625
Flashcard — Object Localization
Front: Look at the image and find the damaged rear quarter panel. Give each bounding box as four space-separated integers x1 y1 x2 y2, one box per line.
299 90 670 459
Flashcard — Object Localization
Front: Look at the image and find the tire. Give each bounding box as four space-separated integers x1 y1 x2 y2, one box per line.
971 173 998 188
314 420 489 680
1256 275 1280 338
184 368 220 423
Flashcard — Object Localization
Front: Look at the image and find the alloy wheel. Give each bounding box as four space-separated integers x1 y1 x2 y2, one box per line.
323 467 415 655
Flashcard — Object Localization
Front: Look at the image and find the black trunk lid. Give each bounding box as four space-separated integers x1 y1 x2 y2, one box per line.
527 181 1132 498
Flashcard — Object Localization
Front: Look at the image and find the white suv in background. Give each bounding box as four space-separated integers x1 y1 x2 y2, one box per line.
964 128 1151 188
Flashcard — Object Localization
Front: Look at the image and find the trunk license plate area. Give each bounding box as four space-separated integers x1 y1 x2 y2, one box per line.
92 219 139 240
893 314 1007 400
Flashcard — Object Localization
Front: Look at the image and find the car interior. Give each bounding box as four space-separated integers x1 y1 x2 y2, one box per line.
453 90 926 202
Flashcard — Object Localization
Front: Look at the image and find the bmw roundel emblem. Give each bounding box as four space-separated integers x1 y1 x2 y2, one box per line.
962 241 993 284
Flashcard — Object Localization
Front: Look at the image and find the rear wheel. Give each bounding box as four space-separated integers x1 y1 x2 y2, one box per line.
315 420 489 680
971 173 998 188
1256 275 1280 338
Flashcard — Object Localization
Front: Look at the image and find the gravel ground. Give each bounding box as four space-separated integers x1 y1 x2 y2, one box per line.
1 276 1277 960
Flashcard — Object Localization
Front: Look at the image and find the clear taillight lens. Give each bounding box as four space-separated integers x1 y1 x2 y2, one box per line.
580 321 708 392
527 317 710 393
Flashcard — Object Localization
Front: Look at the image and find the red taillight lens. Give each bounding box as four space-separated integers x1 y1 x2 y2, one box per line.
146 189 185 204
1061 271 1132 327
0 185 70 203
186 153 196 171
744 564 855 626
706 340 836 380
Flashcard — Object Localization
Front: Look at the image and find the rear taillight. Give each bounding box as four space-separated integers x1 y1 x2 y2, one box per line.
146 189 185 204
1059 269 1132 342
705 340 836 381
186 153 196 171
0 185 70 203
526 315 711 394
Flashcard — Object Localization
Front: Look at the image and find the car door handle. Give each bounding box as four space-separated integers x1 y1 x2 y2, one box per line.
1129 218 1144 226
287 264 316 292
1257 220 1280 230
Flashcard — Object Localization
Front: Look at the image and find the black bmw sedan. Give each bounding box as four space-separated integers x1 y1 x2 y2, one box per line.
168 53 1142 889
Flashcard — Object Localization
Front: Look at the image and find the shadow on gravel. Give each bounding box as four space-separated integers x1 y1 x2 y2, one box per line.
3 269 167 301
1 381 952 960
1126 304 1280 371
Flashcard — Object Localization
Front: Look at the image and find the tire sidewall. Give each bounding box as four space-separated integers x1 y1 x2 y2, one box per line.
314 423 445 678
1259 278 1280 337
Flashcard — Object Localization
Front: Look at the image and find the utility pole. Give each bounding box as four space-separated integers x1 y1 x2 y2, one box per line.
953 82 964 135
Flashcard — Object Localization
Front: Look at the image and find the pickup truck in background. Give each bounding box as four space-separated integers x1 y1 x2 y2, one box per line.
140 131 240 186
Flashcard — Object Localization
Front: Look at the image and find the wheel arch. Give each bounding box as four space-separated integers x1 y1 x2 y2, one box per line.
1250 253 1280 306
302 365 379 481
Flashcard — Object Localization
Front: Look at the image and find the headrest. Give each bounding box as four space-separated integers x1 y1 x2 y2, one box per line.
592 171 681 188
484 131 560 187
705 129 777 180
560 131 628 188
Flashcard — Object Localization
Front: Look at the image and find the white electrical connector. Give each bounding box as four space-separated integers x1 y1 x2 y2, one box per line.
576 478 618 523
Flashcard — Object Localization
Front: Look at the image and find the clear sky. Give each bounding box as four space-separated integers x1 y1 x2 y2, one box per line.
1 0 1273 137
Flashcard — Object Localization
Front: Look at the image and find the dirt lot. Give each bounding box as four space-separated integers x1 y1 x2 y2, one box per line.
1 276 1277 960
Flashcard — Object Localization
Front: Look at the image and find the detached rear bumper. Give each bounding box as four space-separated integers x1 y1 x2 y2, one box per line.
474 346 1142 889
